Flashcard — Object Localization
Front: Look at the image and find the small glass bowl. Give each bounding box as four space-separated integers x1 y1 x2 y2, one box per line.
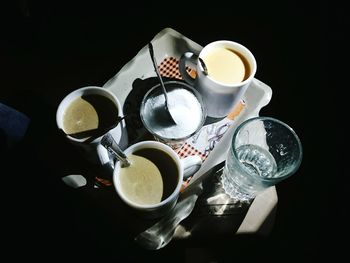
140 80 206 149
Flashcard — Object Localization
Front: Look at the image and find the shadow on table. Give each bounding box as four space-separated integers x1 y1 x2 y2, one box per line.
180 174 277 239
1 90 275 261
175 169 251 239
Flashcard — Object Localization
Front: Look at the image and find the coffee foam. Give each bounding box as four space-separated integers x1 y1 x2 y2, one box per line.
203 47 247 85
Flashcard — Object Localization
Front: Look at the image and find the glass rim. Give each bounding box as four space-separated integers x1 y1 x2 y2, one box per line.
230 116 303 181
140 80 207 142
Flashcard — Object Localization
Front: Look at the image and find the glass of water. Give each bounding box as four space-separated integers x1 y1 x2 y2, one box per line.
221 116 303 202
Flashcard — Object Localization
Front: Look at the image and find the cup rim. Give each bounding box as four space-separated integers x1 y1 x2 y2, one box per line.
198 40 257 88
231 116 303 181
140 80 207 142
113 140 183 210
56 86 123 143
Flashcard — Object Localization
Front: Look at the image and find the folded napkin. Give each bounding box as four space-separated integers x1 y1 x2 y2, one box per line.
0 103 30 150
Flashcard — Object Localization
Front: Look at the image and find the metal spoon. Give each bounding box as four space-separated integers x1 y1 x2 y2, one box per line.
101 133 130 167
198 57 208 75
134 161 225 250
148 42 177 125
84 115 126 143
134 194 198 250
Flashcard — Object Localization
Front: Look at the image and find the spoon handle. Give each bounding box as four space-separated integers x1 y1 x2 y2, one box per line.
85 115 126 143
101 133 130 167
148 42 169 103
134 194 199 250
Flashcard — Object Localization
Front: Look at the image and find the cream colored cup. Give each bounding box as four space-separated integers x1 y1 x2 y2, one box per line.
179 40 257 118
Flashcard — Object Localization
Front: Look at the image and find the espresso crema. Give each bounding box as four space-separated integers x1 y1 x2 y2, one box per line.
202 47 249 85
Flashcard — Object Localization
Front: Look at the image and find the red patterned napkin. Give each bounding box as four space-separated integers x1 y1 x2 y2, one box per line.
95 56 245 188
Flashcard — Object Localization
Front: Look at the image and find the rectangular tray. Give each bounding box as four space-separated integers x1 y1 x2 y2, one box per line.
103 28 277 235
103 27 272 180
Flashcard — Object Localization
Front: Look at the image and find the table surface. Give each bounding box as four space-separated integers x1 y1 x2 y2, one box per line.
1 1 341 261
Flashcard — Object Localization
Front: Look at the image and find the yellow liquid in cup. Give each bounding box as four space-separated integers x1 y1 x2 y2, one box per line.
119 154 163 205
202 47 247 85
63 97 99 135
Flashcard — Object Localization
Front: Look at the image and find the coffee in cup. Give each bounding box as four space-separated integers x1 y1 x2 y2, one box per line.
179 40 256 118
201 47 251 85
118 147 179 206
63 93 119 139
56 86 128 165
113 141 202 218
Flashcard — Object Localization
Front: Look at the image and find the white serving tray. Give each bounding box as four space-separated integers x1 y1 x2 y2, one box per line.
103 28 277 235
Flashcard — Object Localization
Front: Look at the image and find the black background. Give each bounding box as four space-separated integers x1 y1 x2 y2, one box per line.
1 0 345 261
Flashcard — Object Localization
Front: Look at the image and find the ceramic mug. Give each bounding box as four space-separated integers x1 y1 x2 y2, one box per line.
56 86 128 168
179 40 257 118
113 141 202 218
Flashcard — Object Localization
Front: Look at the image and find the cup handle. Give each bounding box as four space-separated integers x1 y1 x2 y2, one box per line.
179 52 198 85
96 136 115 174
181 155 202 180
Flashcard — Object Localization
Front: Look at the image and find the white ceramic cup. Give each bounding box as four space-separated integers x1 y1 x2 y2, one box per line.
113 141 202 218
179 40 257 118
56 86 128 168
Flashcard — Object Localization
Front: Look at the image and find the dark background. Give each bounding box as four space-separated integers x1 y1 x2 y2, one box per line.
1 0 345 262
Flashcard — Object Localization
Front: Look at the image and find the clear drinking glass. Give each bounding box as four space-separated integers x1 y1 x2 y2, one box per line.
140 80 206 150
221 116 303 202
